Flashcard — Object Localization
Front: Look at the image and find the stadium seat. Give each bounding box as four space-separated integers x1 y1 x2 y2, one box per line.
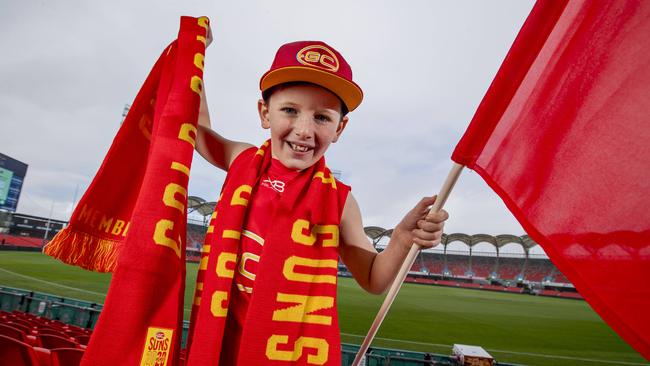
37 334 80 350
35 329 68 338
558 292 583 299
47 321 69 331
12 310 35 319
7 321 32 333
471 256 497 278
50 347 84 366
34 347 53 366
9 313 32 322
497 258 524 280
0 233 45 248
555 272 570 283
0 334 47 366
0 323 28 342
63 328 87 337
71 334 90 346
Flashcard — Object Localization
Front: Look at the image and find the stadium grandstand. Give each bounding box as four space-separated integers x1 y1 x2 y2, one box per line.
0 202 580 300
0 213 66 250
349 226 581 299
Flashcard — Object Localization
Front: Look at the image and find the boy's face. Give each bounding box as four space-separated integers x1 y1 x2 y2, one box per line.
258 84 348 171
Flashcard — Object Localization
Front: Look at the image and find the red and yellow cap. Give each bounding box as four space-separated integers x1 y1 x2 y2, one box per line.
259 41 364 111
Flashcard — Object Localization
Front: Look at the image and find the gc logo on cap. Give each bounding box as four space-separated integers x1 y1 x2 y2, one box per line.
297 45 339 72
260 41 363 112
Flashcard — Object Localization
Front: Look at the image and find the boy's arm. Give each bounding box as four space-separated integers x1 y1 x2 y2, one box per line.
195 87 254 171
339 194 448 295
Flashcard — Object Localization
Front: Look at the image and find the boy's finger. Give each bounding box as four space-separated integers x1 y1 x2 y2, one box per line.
413 237 440 249
426 209 449 222
417 220 443 232
412 228 440 241
417 195 437 210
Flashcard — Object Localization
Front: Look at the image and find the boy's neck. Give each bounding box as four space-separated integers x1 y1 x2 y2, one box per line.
271 157 302 173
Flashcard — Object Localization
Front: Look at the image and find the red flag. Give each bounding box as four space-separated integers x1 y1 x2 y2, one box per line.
452 0 650 359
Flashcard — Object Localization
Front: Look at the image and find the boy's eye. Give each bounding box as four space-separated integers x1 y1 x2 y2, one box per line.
315 114 332 123
281 107 297 114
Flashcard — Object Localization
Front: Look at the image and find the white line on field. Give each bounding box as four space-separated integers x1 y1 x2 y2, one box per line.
0 267 107 297
340 333 648 365
0 267 193 312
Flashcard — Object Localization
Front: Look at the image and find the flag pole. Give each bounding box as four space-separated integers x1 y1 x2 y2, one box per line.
351 163 464 366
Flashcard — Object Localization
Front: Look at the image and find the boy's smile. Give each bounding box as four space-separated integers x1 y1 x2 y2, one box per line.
259 84 348 171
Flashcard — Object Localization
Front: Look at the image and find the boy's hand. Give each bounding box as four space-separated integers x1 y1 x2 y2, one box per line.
394 196 448 250
206 25 213 48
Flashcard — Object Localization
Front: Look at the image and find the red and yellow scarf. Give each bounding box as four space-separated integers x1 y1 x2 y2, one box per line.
186 142 349 366
44 16 208 366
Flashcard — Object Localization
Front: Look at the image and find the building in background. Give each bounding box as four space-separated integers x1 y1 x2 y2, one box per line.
0 153 28 234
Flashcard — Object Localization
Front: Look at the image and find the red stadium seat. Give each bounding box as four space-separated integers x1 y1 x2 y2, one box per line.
0 323 28 342
0 233 44 248
11 311 34 320
0 334 43 366
71 334 90 346
7 321 32 333
63 329 87 338
470 256 497 278
63 324 85 333
38 334 79 350
33 347 53 366
35 329 68 338
50 347 84 366
30 317 52 328
558 292 583 299
35 323 64 332
45 321 69 332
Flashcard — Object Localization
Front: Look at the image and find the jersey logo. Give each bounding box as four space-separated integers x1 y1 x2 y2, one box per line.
263 178 286 193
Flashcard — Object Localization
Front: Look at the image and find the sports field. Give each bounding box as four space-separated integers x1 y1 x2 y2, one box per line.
0 251 646 366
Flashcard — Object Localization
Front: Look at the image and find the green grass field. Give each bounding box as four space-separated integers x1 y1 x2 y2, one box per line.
0 251 647 366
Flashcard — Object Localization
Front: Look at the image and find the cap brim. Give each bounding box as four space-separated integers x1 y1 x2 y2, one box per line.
260 66 363 112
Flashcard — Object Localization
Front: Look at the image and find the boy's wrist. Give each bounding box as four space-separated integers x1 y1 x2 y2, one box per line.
391 226 413 252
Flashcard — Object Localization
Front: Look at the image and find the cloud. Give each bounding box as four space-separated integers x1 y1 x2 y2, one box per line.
0 0 535 237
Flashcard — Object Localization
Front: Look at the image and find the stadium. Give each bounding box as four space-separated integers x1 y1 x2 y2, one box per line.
0 186 645 365
2 1 649 365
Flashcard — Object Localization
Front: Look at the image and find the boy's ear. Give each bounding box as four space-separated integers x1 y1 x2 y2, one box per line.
258 99 271 129
332 116 349 143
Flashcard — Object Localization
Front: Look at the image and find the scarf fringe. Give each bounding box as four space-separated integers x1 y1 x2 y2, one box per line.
43 229 122 272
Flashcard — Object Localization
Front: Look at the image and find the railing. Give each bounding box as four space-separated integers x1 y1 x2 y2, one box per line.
0 287 102 329
1 286 525 365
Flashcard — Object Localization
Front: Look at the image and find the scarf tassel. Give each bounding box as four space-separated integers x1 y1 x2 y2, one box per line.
43 229 121 273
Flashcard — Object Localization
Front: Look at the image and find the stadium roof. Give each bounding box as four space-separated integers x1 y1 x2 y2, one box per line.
188 195 206 208
193 202 216 217
187 196 216 217
363 226 540 252
183 203 539 252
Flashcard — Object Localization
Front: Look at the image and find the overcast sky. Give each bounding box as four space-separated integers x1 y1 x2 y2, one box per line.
0 0 541 253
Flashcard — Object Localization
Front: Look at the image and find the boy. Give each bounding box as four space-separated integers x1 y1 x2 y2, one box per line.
189 40 448 365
